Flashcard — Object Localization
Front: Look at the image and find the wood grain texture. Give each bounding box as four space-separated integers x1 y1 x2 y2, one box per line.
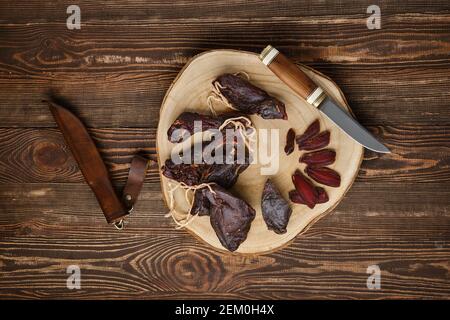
0 0 449 299
0 13 450 127
0 125 447 184
0 183 449 299
1 1 449 22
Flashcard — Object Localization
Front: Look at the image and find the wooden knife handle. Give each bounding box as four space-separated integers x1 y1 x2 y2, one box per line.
260 45 326 107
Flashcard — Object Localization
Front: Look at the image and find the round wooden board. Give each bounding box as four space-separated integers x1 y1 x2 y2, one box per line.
157 49 363 254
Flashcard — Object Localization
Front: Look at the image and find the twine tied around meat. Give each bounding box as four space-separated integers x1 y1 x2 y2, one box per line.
165 181 216 229
206 71 250 116
166 72 255 229
218 116 256 155
165 116 256 229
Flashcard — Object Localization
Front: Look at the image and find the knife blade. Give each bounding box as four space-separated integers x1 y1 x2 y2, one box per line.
46 101 129 224
259 45 390 153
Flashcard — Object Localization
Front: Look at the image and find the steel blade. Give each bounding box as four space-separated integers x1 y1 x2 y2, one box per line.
318 97 390 153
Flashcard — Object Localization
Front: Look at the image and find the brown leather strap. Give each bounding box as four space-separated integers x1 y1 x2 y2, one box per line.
122 155 150 212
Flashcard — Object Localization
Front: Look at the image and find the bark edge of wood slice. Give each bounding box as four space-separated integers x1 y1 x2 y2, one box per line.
157 49 363 254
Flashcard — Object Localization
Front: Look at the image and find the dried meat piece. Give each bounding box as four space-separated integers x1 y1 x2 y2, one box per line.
316 187 329 203
167 112 220 143
261 179 292 234
284 128 296 155
289 186 329 206
305 166 341 187
190 188 211 216
162 141 249 188
201 185 255 252
162 158 203 186
298 131 330 151
167 111 249 143
291 170 318 209
188 184 256 251
202 163 249 189
213 73 287 120
296 119 320 145
300 149 336 166
162 158 248 188
289 189 306 205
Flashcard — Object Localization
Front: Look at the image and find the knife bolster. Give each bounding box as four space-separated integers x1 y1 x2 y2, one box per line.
306 87 327 108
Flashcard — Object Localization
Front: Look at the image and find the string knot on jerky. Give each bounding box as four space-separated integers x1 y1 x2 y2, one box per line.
207 71 250 116
218 116 256 154
165 181 216 229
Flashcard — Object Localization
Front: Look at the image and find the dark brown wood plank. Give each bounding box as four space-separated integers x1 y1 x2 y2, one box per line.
2 67 449 128
0 182 448 299
1 64 449 127
0 127 157 184
1 1 449 23
0 125 448 184
0 14 449 127
0 0 449 301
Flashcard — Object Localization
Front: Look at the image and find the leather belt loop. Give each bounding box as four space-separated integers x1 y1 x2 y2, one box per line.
122 155 150 212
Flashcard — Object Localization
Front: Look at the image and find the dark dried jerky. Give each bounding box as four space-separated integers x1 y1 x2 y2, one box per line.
202 163 249 189
213 73 287 120
190 188 211 216
167 111 247 143
162 159 248 188
167 112 220 143
204 185 255 252
162 158 203 186
284 128 296 155
189 184 256 251
162 141 249 188
261 179 292 234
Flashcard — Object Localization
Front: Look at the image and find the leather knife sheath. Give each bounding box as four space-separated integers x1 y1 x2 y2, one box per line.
47 101 149 225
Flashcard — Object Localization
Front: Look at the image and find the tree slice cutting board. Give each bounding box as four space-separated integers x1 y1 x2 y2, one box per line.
157 49 363 254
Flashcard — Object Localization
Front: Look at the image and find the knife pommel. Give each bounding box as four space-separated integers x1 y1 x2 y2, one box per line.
259 45 326 107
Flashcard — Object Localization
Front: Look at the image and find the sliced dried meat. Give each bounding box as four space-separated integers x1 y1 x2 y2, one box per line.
296 119 320 145
289 186 329 206
284 128 296 155
300 149 336 166
291 170 318 209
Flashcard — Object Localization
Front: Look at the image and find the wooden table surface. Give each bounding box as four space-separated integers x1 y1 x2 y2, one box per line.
0 0 449 299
